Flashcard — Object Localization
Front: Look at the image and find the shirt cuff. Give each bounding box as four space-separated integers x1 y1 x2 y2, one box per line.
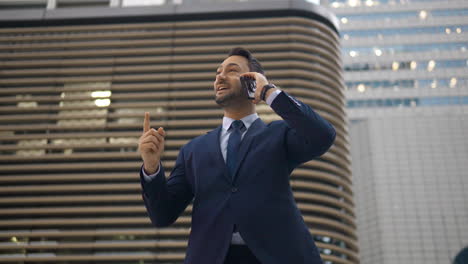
265 89 282 106
142 163 161 182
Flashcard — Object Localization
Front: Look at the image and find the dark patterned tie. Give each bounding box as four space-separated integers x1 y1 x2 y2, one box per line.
226 120 245 179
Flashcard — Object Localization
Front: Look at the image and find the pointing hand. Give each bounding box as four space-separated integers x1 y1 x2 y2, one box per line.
138 112 166 174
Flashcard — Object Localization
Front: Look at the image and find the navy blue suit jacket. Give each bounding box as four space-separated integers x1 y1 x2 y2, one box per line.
140 91 336 264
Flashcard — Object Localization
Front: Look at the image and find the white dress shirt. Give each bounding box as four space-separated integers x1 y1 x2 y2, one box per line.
142 89 282 244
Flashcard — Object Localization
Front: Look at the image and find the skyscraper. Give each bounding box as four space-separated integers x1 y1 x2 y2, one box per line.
329 0 468 263
0 0 358 263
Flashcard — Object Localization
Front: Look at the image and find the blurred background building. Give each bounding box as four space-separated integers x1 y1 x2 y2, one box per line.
0 0 357 263
328 0 468 263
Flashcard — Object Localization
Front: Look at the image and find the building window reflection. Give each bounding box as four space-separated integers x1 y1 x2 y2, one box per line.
346 78 468 91
347 96 468 108
16 94 38 108
342 25 468 38
343 42 467 56
331 0 453 8
337 8 468 21
345 59 467 72
16 139 47 156
53 82 112 154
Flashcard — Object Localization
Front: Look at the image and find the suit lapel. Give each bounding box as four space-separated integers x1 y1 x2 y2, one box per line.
232 118 266 182
205 125 232 183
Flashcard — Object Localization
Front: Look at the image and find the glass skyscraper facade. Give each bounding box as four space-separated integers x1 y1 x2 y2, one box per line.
327 0 468 263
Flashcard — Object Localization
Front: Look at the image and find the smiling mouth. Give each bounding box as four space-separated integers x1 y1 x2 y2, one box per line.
217 87 229 92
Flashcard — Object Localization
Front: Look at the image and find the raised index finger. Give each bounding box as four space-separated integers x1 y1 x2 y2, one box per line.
143 112 150 132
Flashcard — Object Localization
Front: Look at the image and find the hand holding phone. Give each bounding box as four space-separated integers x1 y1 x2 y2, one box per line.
240 76 256 100
239 72 271 104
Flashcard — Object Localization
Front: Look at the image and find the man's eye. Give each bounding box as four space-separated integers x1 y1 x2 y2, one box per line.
216 72 221 75
229 69 237 72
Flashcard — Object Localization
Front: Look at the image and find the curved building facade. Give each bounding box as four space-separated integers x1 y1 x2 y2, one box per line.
0 1 356 263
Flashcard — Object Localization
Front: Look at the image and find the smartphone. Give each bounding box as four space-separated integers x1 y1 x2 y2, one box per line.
240 76 256 99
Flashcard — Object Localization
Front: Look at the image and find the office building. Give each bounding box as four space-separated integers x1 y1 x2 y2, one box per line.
0 0 357 263
329 0 468 263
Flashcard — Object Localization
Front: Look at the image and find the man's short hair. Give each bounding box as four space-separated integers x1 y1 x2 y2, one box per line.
228 47 265 75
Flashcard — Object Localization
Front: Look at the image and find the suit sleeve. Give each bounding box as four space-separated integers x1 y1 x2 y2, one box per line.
140 146 194 227
270 91 336 168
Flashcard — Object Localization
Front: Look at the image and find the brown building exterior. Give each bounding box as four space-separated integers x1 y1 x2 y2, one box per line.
0 1 357 263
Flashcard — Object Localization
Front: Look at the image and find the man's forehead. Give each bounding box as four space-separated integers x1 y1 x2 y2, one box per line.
218 55 248 68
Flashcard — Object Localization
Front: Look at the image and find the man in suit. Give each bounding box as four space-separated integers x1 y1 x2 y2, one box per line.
138 47 336 264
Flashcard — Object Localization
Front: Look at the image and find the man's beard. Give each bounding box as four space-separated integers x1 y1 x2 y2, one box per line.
215 88 246 107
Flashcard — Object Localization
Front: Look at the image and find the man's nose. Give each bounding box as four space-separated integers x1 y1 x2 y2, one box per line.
216 73 226 82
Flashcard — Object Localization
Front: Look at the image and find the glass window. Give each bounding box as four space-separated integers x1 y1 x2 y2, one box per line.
344 59 467 73
342 25 468 38
122 0 165 6
330 0 441 8
462 96 468 104
432 9 468 17
337 9 468 22
347 96 468 109
449 96 459 105
343 42 468 56
356 100 365 108
56 82 112 155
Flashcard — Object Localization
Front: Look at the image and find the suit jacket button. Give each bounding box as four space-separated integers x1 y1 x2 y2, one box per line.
231 187 238 193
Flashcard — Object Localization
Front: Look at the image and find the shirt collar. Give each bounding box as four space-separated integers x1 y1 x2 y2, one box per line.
222 113 259 131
